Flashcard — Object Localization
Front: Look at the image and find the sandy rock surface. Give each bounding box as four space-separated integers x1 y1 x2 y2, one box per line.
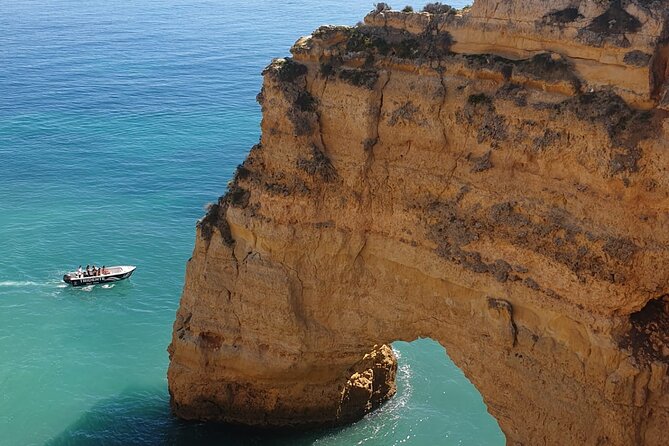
168 1 669 444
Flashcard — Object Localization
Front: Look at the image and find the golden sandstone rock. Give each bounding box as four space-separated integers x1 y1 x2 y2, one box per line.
168 1 669 444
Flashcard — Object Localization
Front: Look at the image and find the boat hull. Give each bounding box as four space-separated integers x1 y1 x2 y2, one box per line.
63 267 136 287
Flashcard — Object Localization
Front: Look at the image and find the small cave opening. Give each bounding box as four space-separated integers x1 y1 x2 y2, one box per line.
620 295 669 364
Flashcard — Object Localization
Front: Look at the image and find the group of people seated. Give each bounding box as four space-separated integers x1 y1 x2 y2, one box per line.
76 264 109 278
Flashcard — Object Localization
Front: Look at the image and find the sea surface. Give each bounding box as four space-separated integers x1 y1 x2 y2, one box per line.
0 1 504 445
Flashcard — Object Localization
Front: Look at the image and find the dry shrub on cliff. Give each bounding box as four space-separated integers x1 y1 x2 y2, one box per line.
388 101 427 127
622 50 652 67
287 91 318 136
540 7 583 26
463 53 581 91
264 58 308 84
551 90 655 174
586 2 641 35
374 3 392 12
263 58 319 136
467 93 492 106
468 150 493 173
458 93 508 146
346 29 392 56
338 68 379 89
576 1 642 47
620 296 669 365
319 62 335 78
198 201 235 246
297 145 338 182
422 2 455 14
295 91 316 112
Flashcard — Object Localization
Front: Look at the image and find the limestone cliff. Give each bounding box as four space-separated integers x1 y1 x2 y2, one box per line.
168 1 669 444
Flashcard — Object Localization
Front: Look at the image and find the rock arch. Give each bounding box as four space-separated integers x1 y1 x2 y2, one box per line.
168 2 669 444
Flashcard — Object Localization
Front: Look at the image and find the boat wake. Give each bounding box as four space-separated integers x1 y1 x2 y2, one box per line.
101 284 115 289
0 280 43 287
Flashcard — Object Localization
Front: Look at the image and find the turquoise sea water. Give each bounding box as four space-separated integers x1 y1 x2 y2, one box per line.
0 1 504 445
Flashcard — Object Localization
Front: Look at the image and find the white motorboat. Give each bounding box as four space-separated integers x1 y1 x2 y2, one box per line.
63 265 136 287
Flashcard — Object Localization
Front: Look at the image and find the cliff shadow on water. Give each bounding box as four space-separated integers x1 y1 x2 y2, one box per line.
43 387 341 446
45 340 501 445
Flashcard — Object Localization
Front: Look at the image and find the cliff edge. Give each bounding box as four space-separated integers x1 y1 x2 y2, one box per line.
168 1 669 444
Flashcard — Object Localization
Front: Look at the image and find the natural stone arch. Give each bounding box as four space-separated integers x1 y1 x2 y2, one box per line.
168 2 669 445
167 222 516 429
168 213 663 445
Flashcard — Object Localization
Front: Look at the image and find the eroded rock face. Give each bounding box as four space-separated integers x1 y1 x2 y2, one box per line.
168 1 669 444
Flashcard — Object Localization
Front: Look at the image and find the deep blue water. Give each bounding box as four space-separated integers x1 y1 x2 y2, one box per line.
0 1 504 445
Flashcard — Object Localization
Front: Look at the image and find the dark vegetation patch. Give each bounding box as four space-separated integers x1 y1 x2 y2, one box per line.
295 91 316 112
263 58 318 135
198 146 267 245
287 90 318 136
467 92 492 106
234 164 252 181
256 87 266 107
541 7 583 25
468 150 493 172
456 94 508 147
338 68 380 89
321 24 454 65
287 98 318 136
297 145 338 182
402 5 414 12
347 31 392 55
623 50 652 67
375 2 392 13
550 90 655 174
602 237 638 263
586 1 641 35
263 58 308 84
319 62 336 78
263 58 319 136
495 83 528 107
523 277 540 290
463 53 581 90
425 198 634 285
422 2 456 15
532 129 564 152
577 1 641 47
227 186 250 208
388 101 425 126
620 296 669 365
254 170 311 197
199 201 234 246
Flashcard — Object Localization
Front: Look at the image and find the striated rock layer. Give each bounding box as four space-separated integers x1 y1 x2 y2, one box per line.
168 1 669 444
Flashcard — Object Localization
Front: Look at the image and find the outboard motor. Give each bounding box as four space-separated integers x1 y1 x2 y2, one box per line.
63 274 71 283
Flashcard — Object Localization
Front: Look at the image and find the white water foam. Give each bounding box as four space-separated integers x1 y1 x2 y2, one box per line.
0 280 42 287
101 284 115 289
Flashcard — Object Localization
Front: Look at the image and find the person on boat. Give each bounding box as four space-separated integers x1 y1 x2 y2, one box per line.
86 265 91 277
93 265 99 276
77 265 83 277
101 265 107 275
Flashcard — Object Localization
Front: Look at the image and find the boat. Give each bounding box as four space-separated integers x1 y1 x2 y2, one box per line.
63 265 136 287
